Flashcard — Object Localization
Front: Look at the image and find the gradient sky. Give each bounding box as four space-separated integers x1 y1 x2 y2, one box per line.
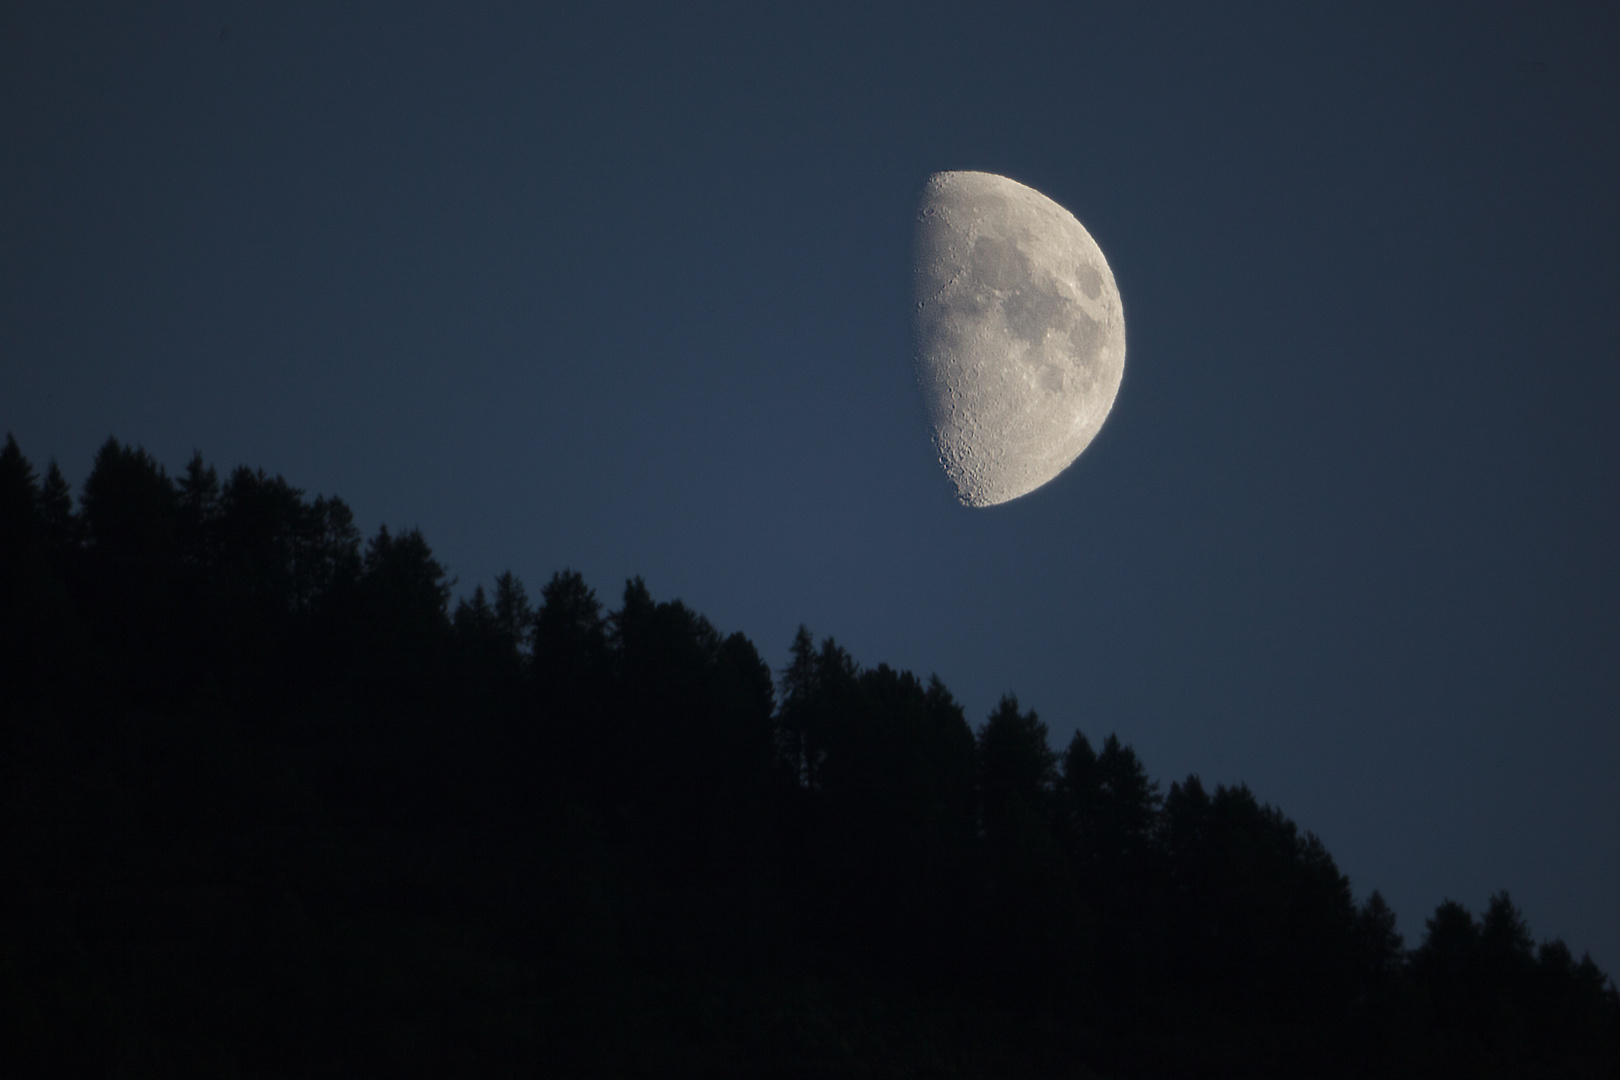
4 2 1617 975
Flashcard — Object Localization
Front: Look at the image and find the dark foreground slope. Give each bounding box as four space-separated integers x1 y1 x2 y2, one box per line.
3 436 1617 1078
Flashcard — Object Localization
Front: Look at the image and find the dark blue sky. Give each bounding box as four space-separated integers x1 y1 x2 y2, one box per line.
4 2 1618 974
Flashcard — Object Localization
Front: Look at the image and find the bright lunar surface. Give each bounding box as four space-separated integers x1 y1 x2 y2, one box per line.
913 171 1126 507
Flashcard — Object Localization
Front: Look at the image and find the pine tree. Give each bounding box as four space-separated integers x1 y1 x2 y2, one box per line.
38 460 80 568
1356 890 1405 980
492 571 532 659
976 694 1056 839
777 625 818 788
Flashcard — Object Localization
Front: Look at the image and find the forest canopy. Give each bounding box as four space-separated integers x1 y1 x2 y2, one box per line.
2 435 1616 1078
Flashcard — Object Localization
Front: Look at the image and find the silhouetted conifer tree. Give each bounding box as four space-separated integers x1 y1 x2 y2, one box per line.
452 584 502 672
175 451 221 573
1411 897 1485 1059
807 637 859 792
1056 728 1098 847
1355 890 1405 981
777 624 819 789
359 525 449 636
0 435 46 728
532 569 606 675
609 577 777 852
971 696 1087 989
79 438 181 699
492 571 532 660
37 459 79 566
0 433 41 557
1095 734 1159 864
528 570 609 805
976 693 1056 840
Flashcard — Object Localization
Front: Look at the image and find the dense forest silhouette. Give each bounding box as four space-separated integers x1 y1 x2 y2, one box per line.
2 434 1616 1078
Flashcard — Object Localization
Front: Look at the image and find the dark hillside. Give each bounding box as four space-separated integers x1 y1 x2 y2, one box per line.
3 436 1617 1077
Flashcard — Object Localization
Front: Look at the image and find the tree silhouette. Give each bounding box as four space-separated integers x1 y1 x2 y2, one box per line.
0 435 47 732
354 523 451 687
492 571 532 658
176 452 221 571
970 695 1087 990
77 438 182 701
776 624 820 789
528 569 610 807
37 459 80 576
608 577 778 852
1355 889 1405 981
976 692 1055 840
452 571 531 679
0 433 41 554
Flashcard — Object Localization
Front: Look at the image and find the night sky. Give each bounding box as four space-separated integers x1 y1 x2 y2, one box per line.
4 3 1618 976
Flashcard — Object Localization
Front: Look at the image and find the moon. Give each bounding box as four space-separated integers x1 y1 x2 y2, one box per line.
912 171 1125 507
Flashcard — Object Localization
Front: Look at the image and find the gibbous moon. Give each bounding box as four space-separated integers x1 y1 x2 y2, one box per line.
913 171 1125 507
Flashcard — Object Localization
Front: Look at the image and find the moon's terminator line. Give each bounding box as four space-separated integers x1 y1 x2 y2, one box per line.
913 171 1125 507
